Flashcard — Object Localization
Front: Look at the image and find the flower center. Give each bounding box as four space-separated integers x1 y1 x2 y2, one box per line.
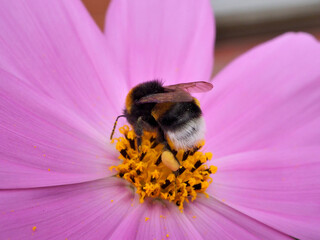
110 125 217 211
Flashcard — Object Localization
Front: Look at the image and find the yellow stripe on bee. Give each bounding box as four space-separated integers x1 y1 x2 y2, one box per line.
193 97 201 107
151 102 174 120
125 88 134 114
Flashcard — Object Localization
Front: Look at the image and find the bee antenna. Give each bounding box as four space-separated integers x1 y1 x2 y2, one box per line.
110 115 126 140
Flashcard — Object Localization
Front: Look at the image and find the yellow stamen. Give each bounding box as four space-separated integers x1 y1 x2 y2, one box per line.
111 125 217 211
32 226 37 232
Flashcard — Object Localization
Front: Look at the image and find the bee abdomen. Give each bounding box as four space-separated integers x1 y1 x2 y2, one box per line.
158 101 201 129
166 117 205 150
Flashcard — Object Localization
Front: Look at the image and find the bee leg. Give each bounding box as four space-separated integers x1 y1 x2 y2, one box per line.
173 169 180 177
134 118 143 152
155 127 168 148
134 117 153 152
136 136 142 151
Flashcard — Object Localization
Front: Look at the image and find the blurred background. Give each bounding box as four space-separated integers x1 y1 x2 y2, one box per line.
82 0 320 75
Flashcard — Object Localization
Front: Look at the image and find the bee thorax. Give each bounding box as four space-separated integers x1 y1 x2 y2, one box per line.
166 117 205 150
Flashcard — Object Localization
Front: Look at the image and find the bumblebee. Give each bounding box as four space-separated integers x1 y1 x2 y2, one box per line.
110 80 213 171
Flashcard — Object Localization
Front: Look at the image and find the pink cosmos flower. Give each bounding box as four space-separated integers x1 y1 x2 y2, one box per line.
1 0 320 239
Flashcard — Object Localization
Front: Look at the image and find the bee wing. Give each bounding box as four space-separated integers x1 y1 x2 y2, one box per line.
137 90 193 104
164 81 213 93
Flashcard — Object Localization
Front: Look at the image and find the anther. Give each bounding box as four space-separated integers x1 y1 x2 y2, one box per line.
182 151 190 161
139 152 147 161
120 149 129 159
161 179 171 189
155 155 162 165
191 160 202 172
193 183 202 190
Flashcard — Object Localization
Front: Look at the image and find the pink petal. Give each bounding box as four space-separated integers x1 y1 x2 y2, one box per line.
185 197 291 239
107 203 145 239
104 0 214 87
0 178 135 239
208 147 320 239
135 201 203 240
115 196 290 239
0 0 128 129
203 33 320 157
110 199 202 240
0 71 119 188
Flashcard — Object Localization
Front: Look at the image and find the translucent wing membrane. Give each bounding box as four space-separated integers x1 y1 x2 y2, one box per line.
164 81 213 93
137 90 193 104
